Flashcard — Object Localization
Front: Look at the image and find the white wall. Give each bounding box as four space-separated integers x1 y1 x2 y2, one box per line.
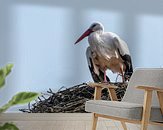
0 0 163 111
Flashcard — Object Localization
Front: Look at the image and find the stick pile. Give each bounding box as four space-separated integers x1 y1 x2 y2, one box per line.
19 82 127 113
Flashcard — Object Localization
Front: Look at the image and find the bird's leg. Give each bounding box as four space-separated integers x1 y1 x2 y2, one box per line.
122 74 125 83
103 68 109 83
104 70 107 82
120 66 125 83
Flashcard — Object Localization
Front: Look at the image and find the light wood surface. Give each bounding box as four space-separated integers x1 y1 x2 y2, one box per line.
141 90 153 130
157 91 163 115
0 113 128 130
136 86 163 92
88 82 118 89
94 87 102 100
92 84 101 130
92 113 98 130
121 121 128 130
108 88 118 101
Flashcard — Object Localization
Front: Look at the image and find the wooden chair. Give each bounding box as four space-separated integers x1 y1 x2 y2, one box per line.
85 68 163 130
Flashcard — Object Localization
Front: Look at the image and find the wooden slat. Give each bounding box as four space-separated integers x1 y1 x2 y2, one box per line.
121 121 127 130
141 90 153 130
149 121 163 126
108 88 118 101
95 113 141 124
94 86 102 100
87 82 118 89
157 91 163 115
91 113 98 130
96 113 163 126
92 85 101 130
136 86 163 92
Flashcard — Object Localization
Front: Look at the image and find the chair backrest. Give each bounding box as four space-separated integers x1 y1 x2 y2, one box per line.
122 68 163 106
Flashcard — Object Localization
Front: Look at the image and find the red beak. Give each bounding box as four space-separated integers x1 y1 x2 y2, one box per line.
75 29 93 44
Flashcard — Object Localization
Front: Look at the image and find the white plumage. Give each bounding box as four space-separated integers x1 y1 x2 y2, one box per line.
75 22 133 82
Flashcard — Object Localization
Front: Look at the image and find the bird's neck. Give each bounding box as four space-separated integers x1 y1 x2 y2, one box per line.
88 31 103 46
90 30 103 38
94 30 103 35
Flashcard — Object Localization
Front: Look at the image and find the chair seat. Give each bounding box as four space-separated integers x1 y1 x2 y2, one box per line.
85 100 163 122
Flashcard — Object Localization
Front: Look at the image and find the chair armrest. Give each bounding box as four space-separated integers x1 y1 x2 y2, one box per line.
87 82 118 101
136 86 163 92
137 86 163 124
87 82 118 89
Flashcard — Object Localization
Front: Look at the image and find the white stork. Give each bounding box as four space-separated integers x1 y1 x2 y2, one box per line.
75 22 133 83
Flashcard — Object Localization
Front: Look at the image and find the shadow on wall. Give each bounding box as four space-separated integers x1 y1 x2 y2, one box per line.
1 0 163 64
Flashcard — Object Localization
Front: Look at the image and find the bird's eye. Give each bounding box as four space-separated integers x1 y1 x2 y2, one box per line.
92 24 96 28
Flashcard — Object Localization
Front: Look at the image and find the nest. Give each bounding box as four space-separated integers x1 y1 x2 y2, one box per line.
19 82 127 113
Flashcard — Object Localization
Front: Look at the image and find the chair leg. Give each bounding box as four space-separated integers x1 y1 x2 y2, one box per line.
141 90 152 130
91 113 98 130
121 121 127 130
141 123 148 130
157 91 163 115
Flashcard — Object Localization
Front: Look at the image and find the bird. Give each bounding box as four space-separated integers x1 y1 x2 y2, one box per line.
75 22 133 83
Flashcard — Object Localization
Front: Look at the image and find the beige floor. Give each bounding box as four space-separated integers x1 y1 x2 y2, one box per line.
0 113 140 130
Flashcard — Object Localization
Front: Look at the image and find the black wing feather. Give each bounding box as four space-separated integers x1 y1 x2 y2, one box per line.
120 53 133 80
114 37 133 81
86 47 110 83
